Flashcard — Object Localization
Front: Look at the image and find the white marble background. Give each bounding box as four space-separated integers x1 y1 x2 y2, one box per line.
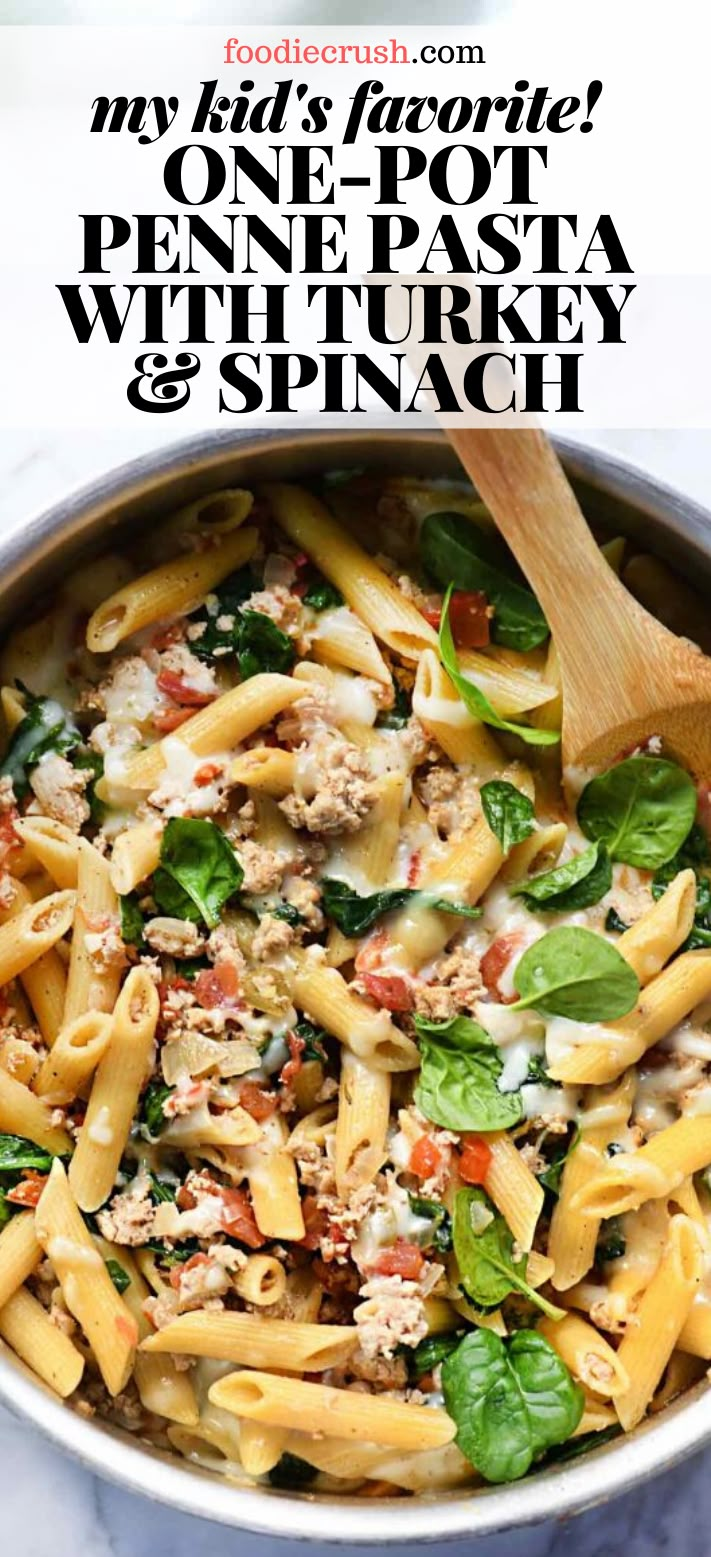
0 423 710 1555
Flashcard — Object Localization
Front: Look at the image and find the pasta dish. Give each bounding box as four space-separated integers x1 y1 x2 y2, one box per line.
0 471 709 1496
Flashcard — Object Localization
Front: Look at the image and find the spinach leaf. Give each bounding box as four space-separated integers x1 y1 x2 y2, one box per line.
146 1238 199 1267
180 956 211 981
428 899 483 921
441 1328 584 1483
408 1193 453 1253
321 878 481 937
480 780 536 854
153 818 243 929
596 1219 626 1262
439 588 559 748
578 756 696 869
538 1128 579 1197
237 611 295 681
0 690 80 799
605 906 630 934
293 1019 328 1062
376 679 411 731
414 1015 523 1133
140 1081 174 1139
536 1423 621 1469
301 572 344 611
0 1135 54 1173
270 903 305 928
189 565 259 660
119 892 145 948
105 1258 131 1295
407 1331 463 1379
452 1188 564 1320
652 830 711 950
148 1172 177 1204
320 878 412 937
421 512 550 652
513 842 612 913
268 1453 318 1489
512 926 640 1021
525 1054 555 1088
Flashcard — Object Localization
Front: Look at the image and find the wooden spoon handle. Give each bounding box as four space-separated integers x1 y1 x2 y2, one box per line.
446 428 621 644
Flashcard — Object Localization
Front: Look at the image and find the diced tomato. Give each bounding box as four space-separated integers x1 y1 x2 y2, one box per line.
153 706 194 734
449 590 491 649
195 960 241 1009
407 849 422 888
239 1080 278 1121
298 1193 329 1251
169 1251 210 1290
280 1030 305 1088
459 1137 492 1184
421 606 442 630
219 1187 266 1249
193 762 223 788
150 624 183 651
480 933 523 1004
176 1182 197 1210
361 971 415 1013
371 1241 424 1280
6 1172 47 1208
156 669 216 707
409 1136 442 1180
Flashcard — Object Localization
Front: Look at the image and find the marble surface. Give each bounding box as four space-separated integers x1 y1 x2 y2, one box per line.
1 424 711 1557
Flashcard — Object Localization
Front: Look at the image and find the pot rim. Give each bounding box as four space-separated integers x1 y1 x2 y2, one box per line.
1 424 711 1541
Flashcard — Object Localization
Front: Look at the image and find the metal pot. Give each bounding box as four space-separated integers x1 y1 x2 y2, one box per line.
1 427 710 1541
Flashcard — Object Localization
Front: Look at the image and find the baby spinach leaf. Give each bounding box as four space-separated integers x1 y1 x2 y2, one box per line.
0 1135 54 1173
119 892 145 948
153 818 243 929
0 689 80 799
596 1218 626 1262
512 926 640 1021
375 679 412 730
237 611 295 681
652 830 711 950
140 1081 174 1139
525 1054 556 1088
414 1015 523 1133
421 512 550 652
105 1258 131 1294
480 780 536 853
535 1422 621 1469
268 1453 319 1489
604 906 630 934
321 878 482 937
538 1128 579 1197
408 1193 453 1253
407 1331 463 1379
301 572 344 611
293 1019 328 1062
320 878 412 937
441 1328 584 1482
439 588 559 748
189 565 259 660
452 1188 565 1320
513 842 612 913
270 902 305 928
148 1172 177 1204
146 1238 199 1267
578 756 696 869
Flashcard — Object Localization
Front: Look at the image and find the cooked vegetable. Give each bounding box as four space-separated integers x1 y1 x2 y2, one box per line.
153 818 243 929
320 879 481 937
0 688 80 798
119 892 145 948
139 1081 174 1139
421 512 549 652
236 611 295 681
414 1015 523 1133
0 1135 55 1174
513 842 612 913
480 780 536 853
105 1258 131 1294
512 926 640 1021
578 756 696 869
407 1192 453 1253
452 1188 564 1320
439 588 559 748
441 1328 584 1482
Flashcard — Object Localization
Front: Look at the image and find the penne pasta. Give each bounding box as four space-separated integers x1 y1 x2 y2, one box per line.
68 968 159 1212
142 1313 357 1371
209 1371 456 1450
86 526 257 653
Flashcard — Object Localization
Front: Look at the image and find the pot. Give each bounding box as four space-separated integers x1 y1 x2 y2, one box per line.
1 427 710 1541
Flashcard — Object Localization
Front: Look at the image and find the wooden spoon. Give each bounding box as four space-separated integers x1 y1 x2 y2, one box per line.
446 428 711 778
